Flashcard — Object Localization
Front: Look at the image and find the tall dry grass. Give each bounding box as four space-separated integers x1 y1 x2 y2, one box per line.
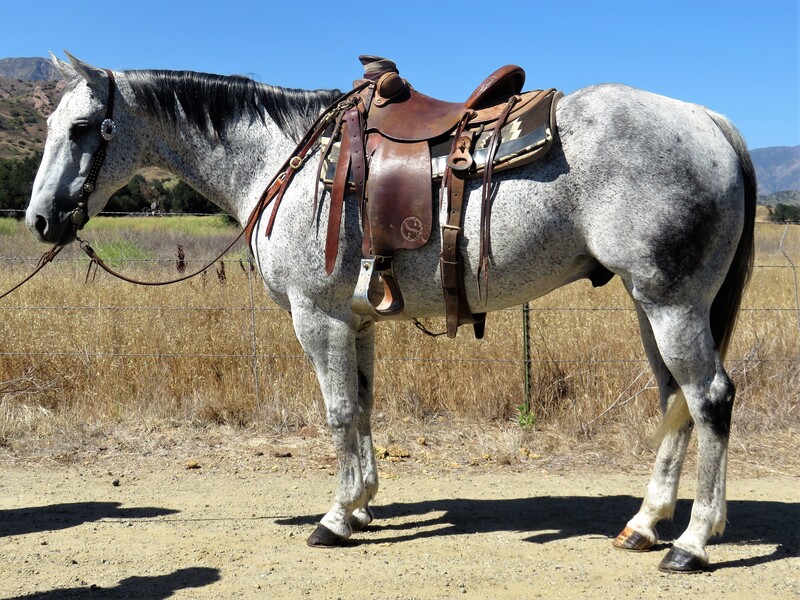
0 216 798 458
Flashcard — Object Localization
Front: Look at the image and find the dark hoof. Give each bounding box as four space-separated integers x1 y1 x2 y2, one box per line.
306 524 348 548
613 526 655 551
659 546 709 573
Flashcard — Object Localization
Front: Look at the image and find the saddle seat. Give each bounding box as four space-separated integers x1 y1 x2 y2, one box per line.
364 63 527 142
322 56 561 336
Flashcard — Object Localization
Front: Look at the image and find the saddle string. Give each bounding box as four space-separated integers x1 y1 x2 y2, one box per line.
477 94 519 305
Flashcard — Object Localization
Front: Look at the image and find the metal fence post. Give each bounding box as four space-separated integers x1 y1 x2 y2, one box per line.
521 302 532 417
246 252 262 406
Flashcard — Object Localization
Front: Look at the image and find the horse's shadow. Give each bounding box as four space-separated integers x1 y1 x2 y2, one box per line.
3 567 221 600
277 495 799 570
0 502 179 538
0 502 220 599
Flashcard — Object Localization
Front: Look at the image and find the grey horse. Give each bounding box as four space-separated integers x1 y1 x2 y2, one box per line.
26 53 755 573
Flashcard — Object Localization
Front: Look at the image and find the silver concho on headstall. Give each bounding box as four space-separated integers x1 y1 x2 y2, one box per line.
100 118 116 141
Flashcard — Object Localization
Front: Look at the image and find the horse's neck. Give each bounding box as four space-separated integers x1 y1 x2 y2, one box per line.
139 101 295 225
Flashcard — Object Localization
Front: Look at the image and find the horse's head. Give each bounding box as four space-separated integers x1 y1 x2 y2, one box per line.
26 53 143 244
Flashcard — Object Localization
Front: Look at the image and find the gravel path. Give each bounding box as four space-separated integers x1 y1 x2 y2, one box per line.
1 435 797 600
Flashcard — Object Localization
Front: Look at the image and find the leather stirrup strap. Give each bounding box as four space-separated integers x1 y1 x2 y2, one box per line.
441 169 469 338
440 114 476 338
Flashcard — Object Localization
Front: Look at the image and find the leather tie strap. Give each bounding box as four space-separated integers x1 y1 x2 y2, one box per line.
326 116 352 274
245 82 370 252
477 94 519 303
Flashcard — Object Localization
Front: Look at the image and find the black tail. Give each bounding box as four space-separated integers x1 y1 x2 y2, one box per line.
705 110 756 359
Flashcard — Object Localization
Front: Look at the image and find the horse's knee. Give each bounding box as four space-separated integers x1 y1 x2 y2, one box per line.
326 402 359 431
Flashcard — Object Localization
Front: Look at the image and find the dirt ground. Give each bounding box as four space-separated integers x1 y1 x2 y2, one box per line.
0 427 797 600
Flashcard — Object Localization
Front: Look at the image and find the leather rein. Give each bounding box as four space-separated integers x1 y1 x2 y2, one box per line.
1 73 364 299
79 78 366 287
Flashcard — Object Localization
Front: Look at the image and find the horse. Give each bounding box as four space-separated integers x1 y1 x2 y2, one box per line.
26 53 756 573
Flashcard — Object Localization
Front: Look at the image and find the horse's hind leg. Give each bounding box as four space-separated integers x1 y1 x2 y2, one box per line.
350 320 379 531
637 302 735 572
614 302 694 551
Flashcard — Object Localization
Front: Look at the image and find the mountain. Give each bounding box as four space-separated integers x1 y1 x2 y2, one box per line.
0 57 62 81
759 189 800 207
751 146 800 197
0 76 64 159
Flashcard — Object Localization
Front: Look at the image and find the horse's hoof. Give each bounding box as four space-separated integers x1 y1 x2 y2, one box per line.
613 526 655 551
658 546 709 573
306 524 348 548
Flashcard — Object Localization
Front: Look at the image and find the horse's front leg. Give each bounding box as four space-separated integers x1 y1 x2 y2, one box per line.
350 319 379 532
289 299 366 546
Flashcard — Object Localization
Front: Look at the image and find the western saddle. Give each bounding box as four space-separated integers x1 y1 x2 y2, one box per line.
320 56 561 337
248 56 561 338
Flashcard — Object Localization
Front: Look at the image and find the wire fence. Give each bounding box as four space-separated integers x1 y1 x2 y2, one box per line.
1 216 799 418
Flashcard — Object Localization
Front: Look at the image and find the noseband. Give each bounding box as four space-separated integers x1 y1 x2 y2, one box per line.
70 68 117 231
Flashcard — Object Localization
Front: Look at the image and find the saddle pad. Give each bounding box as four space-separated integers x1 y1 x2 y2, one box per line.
319 89 558 186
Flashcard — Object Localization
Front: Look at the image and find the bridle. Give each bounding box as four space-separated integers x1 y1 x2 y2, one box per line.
0 69 117 301
69 68 117 232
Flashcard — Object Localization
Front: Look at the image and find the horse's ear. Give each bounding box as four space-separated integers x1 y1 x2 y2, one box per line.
51 52 77 80
63 50 108 87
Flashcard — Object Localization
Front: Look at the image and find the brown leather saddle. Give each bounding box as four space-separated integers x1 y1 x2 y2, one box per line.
321 56 561 337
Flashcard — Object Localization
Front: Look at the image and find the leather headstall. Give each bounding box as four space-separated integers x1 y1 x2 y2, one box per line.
70 68 117 232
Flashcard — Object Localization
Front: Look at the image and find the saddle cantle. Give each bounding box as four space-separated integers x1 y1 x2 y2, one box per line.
321 56 561 336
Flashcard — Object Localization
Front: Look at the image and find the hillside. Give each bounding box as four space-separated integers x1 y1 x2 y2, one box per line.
0 76 64 159
751 146 800 196
760 189 800 207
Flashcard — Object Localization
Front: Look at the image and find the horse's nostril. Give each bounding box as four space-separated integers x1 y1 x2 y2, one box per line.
34 215 48 237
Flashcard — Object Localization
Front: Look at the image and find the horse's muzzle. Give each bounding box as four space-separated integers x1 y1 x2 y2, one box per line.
28 210 76 245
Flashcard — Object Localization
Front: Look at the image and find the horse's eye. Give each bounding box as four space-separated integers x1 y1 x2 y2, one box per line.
71 121 91 136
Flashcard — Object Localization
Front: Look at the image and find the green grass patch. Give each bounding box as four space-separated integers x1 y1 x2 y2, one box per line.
83 215 237 237
90 238 153 265
0 218 26 236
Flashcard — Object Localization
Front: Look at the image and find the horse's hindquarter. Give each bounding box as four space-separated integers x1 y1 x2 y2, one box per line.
543 85 745 304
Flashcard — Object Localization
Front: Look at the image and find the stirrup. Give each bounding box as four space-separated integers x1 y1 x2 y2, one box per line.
352 258 405 316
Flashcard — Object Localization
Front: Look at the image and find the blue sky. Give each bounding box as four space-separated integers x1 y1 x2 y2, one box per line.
2 0 797 149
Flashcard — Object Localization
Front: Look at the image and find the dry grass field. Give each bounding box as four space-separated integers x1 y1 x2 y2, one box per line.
0 215 798 465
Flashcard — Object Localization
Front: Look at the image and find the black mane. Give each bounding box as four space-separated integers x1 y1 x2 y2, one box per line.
124 70 342 142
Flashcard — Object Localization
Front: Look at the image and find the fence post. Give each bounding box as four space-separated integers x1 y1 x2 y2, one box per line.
521 302 532 417
246 252 262 406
